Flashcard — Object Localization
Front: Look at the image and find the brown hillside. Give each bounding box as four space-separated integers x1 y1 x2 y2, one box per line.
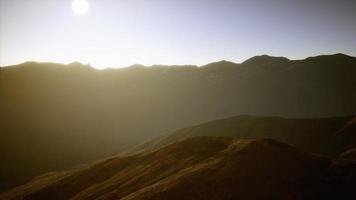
126 115 356 156
2 137 355 200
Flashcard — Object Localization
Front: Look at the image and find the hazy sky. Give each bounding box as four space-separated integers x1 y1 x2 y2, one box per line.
1 0 356 69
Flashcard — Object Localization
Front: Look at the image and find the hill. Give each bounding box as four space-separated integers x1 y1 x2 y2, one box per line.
1 54 356 191
1 136 355 200
124 115 356 156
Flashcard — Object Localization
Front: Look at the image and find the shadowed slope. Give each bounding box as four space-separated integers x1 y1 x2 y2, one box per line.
126 115 356 156
2 137 355 200
0 137 234 200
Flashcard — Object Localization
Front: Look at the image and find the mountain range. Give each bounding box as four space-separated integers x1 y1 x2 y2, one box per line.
1 53 356 193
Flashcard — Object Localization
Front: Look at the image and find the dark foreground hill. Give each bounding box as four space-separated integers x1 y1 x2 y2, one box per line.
1 54 356 191
1 137 355 200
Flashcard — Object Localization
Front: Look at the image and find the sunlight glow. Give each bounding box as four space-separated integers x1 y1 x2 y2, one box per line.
72 0 89 16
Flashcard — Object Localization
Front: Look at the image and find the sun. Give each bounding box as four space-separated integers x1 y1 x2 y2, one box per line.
72 0 89 16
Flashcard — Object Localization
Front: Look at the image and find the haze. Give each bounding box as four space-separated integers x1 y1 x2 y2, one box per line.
1 0 356 69
1 0 356 197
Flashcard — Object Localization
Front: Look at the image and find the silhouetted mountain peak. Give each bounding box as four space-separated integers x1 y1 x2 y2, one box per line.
332 53 351 57
67 61 93 69
21 61 60 67
21 61 38 66
8 61 66 71
202 60 238 68
8 61 93 71
242 55 290 65
304 53 355 62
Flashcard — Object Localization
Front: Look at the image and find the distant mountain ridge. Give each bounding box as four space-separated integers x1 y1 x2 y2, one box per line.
1 53 356 191
3 53 352 69
124 115 356 156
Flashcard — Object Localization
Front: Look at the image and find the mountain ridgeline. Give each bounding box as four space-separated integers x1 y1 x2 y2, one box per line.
124 115 356 156
1 54 356 192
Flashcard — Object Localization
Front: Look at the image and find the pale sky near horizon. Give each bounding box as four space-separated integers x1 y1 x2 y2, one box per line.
1 0 356 69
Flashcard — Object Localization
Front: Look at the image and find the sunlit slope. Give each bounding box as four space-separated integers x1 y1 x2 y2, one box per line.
1 54 356 191
2 137 355 200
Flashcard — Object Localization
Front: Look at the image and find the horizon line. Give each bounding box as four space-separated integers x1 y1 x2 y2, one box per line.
0 52 354 70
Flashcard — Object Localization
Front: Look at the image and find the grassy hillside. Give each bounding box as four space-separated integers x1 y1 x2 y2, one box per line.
2 137 355 200
126 115 356 156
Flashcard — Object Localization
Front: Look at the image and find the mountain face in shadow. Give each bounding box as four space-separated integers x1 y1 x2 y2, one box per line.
125 115 356 156
1 54 356 191
1 137 355 200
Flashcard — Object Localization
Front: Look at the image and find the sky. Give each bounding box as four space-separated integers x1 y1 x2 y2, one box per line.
1 0 356 69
